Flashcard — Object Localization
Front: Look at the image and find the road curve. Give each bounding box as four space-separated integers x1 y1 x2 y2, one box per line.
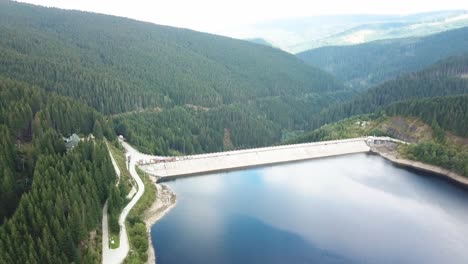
103 142 145 264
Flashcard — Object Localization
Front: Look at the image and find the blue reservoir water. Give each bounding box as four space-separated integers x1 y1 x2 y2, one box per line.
151 153 468 264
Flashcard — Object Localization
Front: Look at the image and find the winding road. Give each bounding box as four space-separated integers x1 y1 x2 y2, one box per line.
102 141 145 264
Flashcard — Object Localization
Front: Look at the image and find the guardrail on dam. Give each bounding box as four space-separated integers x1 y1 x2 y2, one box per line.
139 137 374 180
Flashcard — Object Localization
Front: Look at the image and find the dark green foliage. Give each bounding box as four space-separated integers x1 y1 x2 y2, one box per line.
307 56 468 131
385 95 468 137
0 0 352 154
0 141 116 263
403 141 468 176
0 126 17 222
0 1 343 115
126 218 149 262
297 27 468 88
289 95 468 177
114 105 282 155
93 120 104 140
107 184 127 234
0 77 114 223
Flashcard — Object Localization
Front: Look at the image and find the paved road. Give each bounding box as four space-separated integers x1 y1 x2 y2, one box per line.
102 142 145 264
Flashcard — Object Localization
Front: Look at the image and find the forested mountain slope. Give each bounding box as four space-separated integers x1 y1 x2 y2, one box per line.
293 95 468 144
0 1 343 114
0 77 117 262
297 27 468 88
290 95 468 176
0 77 114 222
307 55 468 130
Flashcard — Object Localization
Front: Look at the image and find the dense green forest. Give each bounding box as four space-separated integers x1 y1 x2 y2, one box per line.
0 76 117 263
0 141 116 263
290 95 468 176
306 55 468 131
292 95 468 144
114 106 281 155
0 1 344 115
0 0 355 153
385 95 468 137
113 89 354 155
297 27 468 88
1 2 468 262
0 77 114 222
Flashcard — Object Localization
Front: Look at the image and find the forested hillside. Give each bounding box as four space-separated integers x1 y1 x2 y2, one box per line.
0 1 343 115
0 76 117 262
0 77 114 222
113 89 354 155
297 27 468 88
306 55 468 131
290 95 468 176
0 141 116 263
385 95 468 137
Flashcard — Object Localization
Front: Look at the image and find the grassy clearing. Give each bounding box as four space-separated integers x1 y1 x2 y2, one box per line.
109 233 120 249
107 141 134 191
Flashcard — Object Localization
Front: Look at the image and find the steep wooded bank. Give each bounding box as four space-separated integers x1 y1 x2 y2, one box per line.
385 95 468 137
290 95 468 177
297 27 468 88
306 55 468 131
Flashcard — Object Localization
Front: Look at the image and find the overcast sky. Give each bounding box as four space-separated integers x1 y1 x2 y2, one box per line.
16 0 468 36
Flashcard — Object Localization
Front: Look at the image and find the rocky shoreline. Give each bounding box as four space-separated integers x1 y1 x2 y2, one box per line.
144 179 177 264
371 145 468 187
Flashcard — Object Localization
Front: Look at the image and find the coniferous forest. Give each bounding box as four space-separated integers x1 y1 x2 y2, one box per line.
0 76 116 262
0 1 468 263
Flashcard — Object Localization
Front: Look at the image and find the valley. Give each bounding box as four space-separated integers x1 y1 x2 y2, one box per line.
0 1 468 263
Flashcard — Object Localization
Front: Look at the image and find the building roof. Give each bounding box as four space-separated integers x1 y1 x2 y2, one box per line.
64 133 80 149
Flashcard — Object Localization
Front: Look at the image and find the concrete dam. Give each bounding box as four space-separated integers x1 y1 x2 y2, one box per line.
138 137 384 180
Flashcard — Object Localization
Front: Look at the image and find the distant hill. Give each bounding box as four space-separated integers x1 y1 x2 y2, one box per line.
305 55 468 130
236 10 468 53
0 1 343 115
297 27 468 88
245 38 272 47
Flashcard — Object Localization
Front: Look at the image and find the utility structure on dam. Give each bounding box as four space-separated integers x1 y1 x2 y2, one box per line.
137 137 404 180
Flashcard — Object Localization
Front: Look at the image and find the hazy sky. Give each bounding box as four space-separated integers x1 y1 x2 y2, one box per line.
16 0 468 36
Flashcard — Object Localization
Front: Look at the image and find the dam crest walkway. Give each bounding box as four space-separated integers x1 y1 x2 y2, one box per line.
132 136 406 180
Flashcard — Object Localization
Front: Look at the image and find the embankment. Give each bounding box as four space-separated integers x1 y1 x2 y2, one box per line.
372 149 468 187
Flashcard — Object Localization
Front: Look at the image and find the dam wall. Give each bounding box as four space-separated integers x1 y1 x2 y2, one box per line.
140 137 371 180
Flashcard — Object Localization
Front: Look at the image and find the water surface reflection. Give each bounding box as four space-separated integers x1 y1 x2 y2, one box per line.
152 153 468 264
